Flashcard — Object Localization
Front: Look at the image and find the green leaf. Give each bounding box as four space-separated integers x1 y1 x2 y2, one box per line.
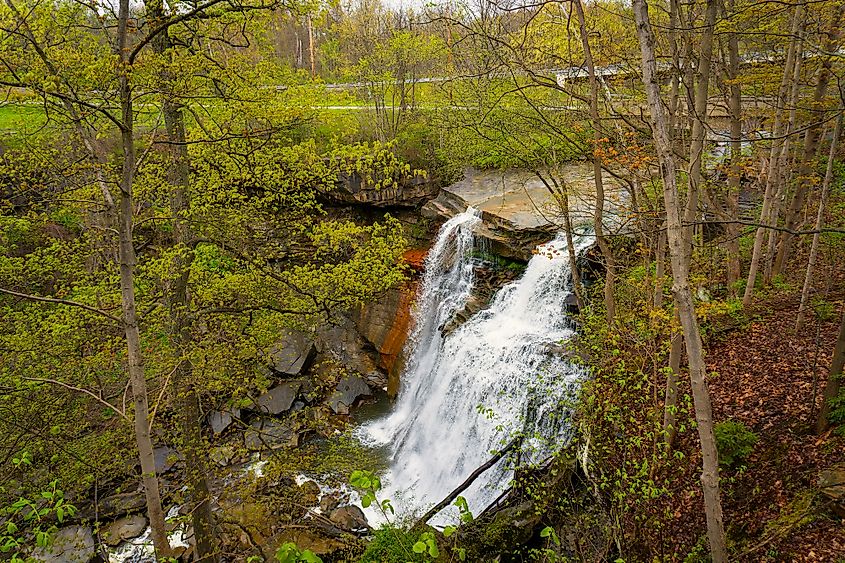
412 541 426 554
300 550 323 563
443 525 456 538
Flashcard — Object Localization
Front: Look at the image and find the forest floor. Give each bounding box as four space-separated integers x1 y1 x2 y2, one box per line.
672 280 845 562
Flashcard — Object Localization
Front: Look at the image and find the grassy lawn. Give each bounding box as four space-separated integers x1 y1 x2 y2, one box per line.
0 104 48 133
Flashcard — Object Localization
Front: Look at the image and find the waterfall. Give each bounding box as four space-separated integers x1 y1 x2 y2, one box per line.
359 209 590 525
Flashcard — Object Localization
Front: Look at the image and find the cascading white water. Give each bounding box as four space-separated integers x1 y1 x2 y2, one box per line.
360 209 590 525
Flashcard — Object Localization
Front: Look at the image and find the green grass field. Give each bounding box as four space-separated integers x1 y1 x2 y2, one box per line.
0 104 48 133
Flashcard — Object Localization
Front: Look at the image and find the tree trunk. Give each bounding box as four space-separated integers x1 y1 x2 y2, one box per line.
724 0 742 296
654 230 667 309
117 0 171 553
551 175 585 310
147 2 219 558
743 2 805 307
573 0 615 325
817 311 845 433
684 0 718 252
308 14 316 78
633 1 728 559
796 110 842 332
162 103 219 563
764 38 804 283
773 3 845 276
663 322 683 447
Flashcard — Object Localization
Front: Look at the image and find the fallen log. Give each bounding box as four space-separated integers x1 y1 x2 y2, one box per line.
415 437 521 527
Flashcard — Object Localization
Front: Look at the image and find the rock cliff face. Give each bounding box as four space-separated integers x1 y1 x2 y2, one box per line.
356 279 420 398
324 172 439 207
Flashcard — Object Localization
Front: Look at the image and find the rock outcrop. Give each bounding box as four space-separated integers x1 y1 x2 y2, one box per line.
31 525 96 563
244 419 299 450
819 464 845 517
422 166 623 260
266 330 316 377
328 375 373 415
207 408 241 435
250 382 302 415
356 282 418 397
102 514 148 547
326 172 438 207
329 505 370 533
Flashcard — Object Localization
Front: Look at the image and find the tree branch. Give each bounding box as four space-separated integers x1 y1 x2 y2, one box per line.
20 377 127 420
0 287 123 324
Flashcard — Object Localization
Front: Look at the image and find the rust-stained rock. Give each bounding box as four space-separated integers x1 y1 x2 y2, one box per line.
356 282 418 397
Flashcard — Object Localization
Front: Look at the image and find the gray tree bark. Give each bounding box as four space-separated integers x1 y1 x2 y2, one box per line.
573 0 615 325
743 2 805 307
117 0 171 554
796 110 843 332
633 1 728 559
817 311 845 433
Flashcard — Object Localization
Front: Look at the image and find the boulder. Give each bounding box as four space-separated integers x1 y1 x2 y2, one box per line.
329 505 370 533
327 375 372 415
316 317 381 380
102 514 148 547
819 464 845 517
209 445 237 467
31 525 96 563
251 382 301 415
207 408 240 435
267 330 316 376
244 419 299 451
298 480 321 507
154 446 181 474
319 494 340 514
91 491 145 520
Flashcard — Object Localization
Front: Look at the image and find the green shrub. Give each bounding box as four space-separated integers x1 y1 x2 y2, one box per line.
826 377 845 436
360 525 429 563
714 420 758 468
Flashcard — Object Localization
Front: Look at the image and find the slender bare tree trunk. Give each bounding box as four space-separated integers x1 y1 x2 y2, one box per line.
116 0 171 554
764 39 804 283
773 3 845 276
817 311 845 433
654 230 667 309
796 110 842 332
663 326 683 447
724 0 742 296
684 0 718 251
146 2 219 557
667 0 681 132
162 85 220 563
308 14 316 78
552 176 585 310
743 2 805 307
633 1 728 559
573 0 615 325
